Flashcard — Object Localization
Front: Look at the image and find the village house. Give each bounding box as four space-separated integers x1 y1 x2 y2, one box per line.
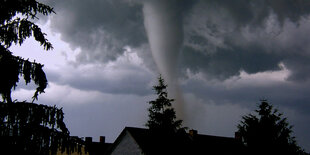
106 127 246 155
57 136 112 155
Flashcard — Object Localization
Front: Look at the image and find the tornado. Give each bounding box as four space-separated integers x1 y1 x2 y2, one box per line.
142 0 186 120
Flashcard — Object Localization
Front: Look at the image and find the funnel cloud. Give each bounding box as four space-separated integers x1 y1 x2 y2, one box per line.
143 0 182 82
142 0 185 118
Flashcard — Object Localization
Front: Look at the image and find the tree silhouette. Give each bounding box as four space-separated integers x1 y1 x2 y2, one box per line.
0 1 84 154
0 101 84 155
0 0 54 103
146 75 183 133
238 100 308 155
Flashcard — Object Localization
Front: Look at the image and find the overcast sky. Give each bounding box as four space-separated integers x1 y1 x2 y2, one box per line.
7 0 310 152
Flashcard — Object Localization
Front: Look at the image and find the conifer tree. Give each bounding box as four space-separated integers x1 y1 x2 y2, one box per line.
238 100 308 155
0 102 84 155
0 0 53 103
146 75 183 133
0 1 84 154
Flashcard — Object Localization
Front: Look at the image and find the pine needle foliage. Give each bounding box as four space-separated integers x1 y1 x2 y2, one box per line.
238 100 308 155
0 1 85 155
0 0 54 103
0 101 84 155
146 75 183 133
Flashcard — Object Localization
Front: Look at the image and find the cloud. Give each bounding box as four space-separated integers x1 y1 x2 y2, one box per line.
182 0 310 81
41 0 310 82
44 0 146 63
46 50 154 96
181 68 310 115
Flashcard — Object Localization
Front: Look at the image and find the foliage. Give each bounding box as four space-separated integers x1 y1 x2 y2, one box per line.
0 101 84 155
0 0 54 49
0 0 54 103
0 1 86 155
146 75 183 133
0 46 47 103
237 100 308 155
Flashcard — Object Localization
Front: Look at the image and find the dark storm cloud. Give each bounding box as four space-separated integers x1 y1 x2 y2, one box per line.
44 0 146 63
183 77 310 114
201 0 310 27
182 0 310 81
43 0 310 82
180 46 283 80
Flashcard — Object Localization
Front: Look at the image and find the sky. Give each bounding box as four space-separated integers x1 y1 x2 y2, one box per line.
7 0 310 152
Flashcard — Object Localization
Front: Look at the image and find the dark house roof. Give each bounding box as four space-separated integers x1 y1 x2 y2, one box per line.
84 136 112 155
86 141 113 155
108 127 246 155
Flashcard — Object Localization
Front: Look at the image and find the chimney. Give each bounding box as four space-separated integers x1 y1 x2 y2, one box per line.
189 129 198 137
85 137 92 143
99 136 105 144
235 132 242 142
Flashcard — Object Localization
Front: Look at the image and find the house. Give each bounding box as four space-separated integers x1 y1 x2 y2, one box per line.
57 136 112 155
84 136 113 155
106 127 246 155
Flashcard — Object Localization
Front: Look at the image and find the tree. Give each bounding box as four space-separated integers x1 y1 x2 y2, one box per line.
0 1 84 154
237 100 308 155
0 101 84 155
0 0 54 103
146 75 183 133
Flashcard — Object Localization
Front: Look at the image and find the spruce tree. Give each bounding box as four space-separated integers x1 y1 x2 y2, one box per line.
238 100 308 155
146 75 183 133
0 1 84 154
0 102 84 155
0 0 53 103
